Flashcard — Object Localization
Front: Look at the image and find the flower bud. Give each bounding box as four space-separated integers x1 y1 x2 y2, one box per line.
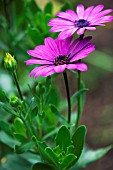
4 53 17 71
9 94 19 107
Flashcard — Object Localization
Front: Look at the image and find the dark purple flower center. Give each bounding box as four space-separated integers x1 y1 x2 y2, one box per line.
76 19 89 28
54 55 69 66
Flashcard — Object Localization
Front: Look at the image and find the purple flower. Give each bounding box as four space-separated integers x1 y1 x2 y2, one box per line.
48 4 113 39
25 36 95 78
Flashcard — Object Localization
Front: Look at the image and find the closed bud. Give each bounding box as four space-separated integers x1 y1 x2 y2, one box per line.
4 53 17 71
10 94 19 107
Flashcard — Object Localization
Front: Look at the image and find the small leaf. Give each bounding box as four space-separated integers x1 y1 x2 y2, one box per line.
0 102 17 116
36 141 49 161
60 154 77 170
71 88 88 107
72 125 86 162
32 162 55 170
44 2 53 14
14 133 27 143
14 141 35 154
14 117 26 137
66 145 74 154
50 104 66 124
56 126 71 152
45 147 59 167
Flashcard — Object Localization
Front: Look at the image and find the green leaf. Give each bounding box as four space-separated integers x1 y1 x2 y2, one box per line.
14 133 27 143
60 2 72 11
56 126 71 152
72 125 86 162
71 146 112 170
45 147 59 167
0 131 19 148
0 120 12 135
44 13 52 33
49 104 66 124
71 88 88 107
36 141 57 168
14 141 35 154
32 162 55 170
66 145 74 154
27 26 44 45
60 154 77 170
36 141 49 161
0 102 17 116
44 1 53 14
43 127 59 140
0 90 9 102
14 117 26 137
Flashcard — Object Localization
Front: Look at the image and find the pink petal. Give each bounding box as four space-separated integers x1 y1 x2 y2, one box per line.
58 28 77 40
55 38 64 54
77 4 85 19
34 66 51 78
48 18 74 26
30 66 47 77
54 64 66 73
66 63 88 71
77 28 85 35
56 12 75 22
85 27 96 31
50 25 75 32
27 48 54 60
97 9 113 18
42 66 55 77
84 6 94 19
70 43 95 62
99 16 113 23
62 36 73 55
71 36 92 56
88 4 104 21
68 38 80 54
25 58 53 65
44 37 59 57
66 9 79 20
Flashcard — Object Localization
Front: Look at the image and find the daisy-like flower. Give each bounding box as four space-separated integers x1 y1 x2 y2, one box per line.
48 4 113 39
25 36 95 78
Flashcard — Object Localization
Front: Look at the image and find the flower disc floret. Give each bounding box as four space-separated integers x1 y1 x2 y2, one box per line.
54 55 69 66
48 4 113 39
25 36 95 78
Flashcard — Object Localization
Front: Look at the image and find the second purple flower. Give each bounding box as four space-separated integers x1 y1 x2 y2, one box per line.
25 36 95 78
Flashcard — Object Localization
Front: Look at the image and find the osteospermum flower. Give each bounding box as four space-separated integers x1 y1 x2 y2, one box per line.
48 4 113 39
25 36 95 78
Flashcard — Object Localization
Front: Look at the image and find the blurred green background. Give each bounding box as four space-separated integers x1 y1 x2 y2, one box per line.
0 0 113 169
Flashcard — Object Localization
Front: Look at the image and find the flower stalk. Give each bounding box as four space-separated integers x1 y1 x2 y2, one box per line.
12 71 23 101
63 71 71 124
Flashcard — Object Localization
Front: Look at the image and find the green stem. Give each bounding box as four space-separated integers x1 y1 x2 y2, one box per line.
12 71 23 101
63 71 71 124
75 34 84 129
75 70 81 129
